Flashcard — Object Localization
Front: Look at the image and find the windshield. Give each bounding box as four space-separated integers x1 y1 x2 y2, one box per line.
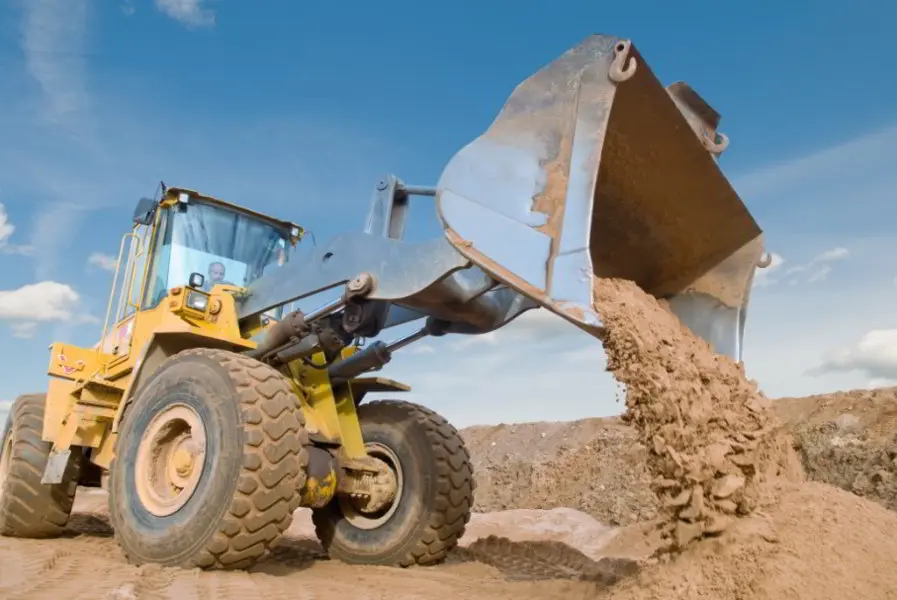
143 198 291 309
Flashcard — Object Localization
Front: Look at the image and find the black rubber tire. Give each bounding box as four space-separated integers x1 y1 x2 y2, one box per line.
312 399 475 567
108 348 309 570
0 393 83 538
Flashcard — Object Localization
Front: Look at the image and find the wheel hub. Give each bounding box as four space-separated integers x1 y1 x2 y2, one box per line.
356 456 397 514
134 404 207 517
339 442 403 530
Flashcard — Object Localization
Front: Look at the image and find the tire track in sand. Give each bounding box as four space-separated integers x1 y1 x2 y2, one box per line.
1 489 638 599
0 530 623 599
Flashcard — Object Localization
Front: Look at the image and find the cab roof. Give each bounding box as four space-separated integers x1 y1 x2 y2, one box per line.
160 185 305 242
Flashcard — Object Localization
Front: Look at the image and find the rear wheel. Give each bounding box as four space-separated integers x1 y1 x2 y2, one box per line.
312 399 475 566
0 394 83 538
108 348 308 570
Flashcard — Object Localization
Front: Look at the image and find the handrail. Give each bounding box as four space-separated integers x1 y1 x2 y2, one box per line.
98 231 137 360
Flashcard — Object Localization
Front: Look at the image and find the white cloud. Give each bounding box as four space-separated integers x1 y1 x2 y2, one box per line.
87 252 118 272
0 204 13 246
809 328 897 382
0 203 32 256
0 282 100 342
0 281 81 322
121 1 136 16
155 0 215 27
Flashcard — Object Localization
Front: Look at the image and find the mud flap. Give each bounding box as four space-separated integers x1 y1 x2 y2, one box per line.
435 34 765 360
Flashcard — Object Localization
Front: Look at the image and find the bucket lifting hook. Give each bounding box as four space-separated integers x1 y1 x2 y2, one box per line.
609 40 638 83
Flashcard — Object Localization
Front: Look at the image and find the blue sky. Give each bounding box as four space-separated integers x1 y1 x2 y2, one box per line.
1 0 896 427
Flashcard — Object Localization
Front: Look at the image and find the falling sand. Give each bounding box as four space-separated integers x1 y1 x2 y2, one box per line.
592 277 804 551
589 277 897 599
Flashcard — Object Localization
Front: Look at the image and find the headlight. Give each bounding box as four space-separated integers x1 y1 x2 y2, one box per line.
186 291 209 312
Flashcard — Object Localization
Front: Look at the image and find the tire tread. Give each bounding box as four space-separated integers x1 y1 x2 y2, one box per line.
312 399 475 567
0 394 82 538
109 348 308 570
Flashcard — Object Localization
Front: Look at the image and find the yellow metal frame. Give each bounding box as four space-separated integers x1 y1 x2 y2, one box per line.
40 185 409 476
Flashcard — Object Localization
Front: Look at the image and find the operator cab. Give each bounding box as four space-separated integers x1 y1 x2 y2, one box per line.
117 187 302 327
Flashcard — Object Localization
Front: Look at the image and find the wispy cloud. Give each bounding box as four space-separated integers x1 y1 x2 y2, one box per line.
756 246 850 288
19 0 91 132
9 322 38 339
155 0 216 28
815 247 849 262
787 246 849 285
0 203 32 256
87 252 118 272
733 123 897 238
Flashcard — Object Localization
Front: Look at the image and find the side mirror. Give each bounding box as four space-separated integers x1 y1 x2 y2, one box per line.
132 197 156 225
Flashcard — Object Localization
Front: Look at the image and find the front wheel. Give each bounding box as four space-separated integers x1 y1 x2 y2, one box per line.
108 348 308 570
312 400 475 566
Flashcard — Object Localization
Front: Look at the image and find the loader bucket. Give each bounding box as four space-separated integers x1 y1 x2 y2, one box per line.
435 34 766 361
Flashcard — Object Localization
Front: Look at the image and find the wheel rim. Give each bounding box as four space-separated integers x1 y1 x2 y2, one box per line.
339 442 403 530
0 433 12 503
134 404 207 517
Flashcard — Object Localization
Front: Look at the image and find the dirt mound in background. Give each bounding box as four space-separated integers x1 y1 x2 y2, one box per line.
462 387 897 527
462 418 658 526
590 277 803 552
776 387 897 513
602 482 897 600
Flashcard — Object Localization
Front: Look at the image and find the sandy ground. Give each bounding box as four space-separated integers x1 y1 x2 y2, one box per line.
5 459 897 599
0 488 643 600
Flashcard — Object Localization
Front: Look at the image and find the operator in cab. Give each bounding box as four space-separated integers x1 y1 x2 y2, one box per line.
201 261 235 291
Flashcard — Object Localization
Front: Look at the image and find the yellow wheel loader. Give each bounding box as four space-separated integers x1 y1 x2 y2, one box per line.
0 34 769 571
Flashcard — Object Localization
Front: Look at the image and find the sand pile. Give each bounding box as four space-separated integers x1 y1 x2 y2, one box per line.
462 419 658 525
601 481 897 600
462 389 897 526
776 388 897 513
591 277 804 552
